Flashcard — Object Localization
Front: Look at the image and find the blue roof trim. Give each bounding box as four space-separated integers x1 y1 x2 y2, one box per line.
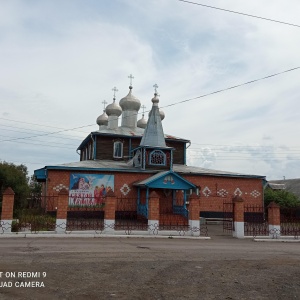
34 163 266 180
134 170 196 190
39 165 161 174
77 134 92 150
34 168 47 181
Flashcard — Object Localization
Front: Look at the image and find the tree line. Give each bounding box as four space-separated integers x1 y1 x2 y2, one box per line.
0 161 41 210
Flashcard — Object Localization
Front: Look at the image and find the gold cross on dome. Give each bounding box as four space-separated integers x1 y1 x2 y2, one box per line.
128 74 134 86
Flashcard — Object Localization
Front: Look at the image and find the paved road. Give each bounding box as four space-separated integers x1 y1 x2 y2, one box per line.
0 226 299 299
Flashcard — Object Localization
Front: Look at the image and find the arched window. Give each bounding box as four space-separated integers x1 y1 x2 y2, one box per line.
149 150 166 166
113 141 123 158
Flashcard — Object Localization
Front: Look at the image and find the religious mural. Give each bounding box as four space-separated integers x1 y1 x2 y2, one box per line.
68 174 114 207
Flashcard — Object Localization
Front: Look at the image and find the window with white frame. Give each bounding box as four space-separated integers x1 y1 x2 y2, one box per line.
149 150 166 165
113 141 123 158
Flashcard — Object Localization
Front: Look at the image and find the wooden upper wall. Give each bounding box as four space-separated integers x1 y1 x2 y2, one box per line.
80 135 187 165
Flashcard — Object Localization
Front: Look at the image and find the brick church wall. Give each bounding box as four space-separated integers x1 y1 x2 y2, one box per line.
184 175 263 213
46 169 264 214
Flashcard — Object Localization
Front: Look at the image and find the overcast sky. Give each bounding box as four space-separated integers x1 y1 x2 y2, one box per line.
0 0 300 180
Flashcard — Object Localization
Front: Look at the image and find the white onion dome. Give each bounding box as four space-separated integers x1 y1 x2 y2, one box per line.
96 110 108 126
119 86 141 111
106 99 122 116
137 114 147 129
159 109 165 121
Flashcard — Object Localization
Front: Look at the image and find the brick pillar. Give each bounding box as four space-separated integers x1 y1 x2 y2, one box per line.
56 188 68 233
188 193 201 236
148 191 159 234
232 195 244 238
104 190 116 233
1 187 15 233
268 202 280 237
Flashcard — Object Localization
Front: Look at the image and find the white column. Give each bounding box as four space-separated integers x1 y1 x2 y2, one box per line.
189 220 200 236
148 220 159 235
233 221 244 238
56 219 67 233
104 219 115 234
1 220 12 233
269 224 281 238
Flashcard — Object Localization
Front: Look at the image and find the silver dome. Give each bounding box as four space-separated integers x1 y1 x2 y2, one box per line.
159 109 165 121
137 115 147 129
151 93 159 105
106 100 122 117
119 87 141 111
148 108 165 120
96 110 108 126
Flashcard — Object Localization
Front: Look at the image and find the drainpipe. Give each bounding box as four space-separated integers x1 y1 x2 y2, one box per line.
262 178 268 221
185 141 191 165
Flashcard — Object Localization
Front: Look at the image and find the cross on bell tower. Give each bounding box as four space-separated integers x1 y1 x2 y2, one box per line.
153 83 159 94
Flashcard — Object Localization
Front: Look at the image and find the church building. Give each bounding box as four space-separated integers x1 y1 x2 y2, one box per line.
34 76 266 226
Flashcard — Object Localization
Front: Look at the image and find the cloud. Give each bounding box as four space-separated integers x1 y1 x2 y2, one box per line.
1 0 300 179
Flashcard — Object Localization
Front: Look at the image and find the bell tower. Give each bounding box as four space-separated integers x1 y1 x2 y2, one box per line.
132 84 174 170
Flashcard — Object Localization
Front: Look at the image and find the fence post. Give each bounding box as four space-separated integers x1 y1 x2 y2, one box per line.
148 191 159 234
56 188 68 233
104 190 116 233
232 195 244 238
268 202 280 238
1 187 15 233
188 193 201 236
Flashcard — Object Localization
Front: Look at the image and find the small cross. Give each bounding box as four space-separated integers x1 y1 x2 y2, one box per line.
141 105 146 114
112 87 118 98
102 100 107 110
153 83 159 94
128 74 134 86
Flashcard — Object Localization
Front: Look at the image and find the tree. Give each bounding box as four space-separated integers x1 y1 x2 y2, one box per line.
0 161 31 209
29 175 42 195
264 188 300 208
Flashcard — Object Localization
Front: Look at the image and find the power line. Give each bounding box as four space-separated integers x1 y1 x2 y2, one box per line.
1 66 300 144
188 147 300 153
189 157 300 161
0 124 94 143
188 143 300 151
0 125 83 142
1 140 75 149
190 142 300 149
178 0 300 28
161 66 300 109
0 117 90 133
